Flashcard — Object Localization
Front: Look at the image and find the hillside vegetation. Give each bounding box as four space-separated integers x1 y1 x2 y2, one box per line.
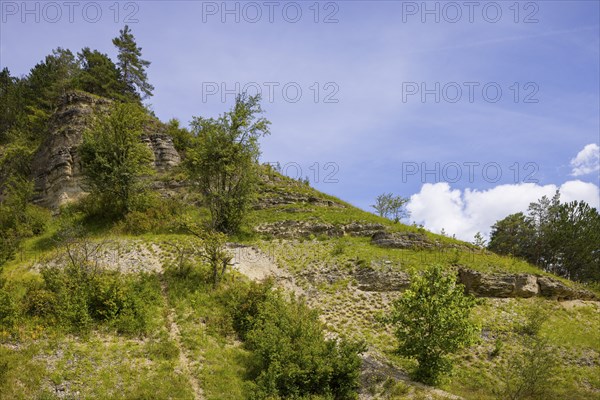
1 26 599 400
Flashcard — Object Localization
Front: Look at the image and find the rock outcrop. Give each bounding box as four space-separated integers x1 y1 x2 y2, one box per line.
353 266 410 292
458 268 598 301
255 189 344 209
31 91 181 209
255 220 385 239
142 134 181 171
370 231 435 250
31 92 110 208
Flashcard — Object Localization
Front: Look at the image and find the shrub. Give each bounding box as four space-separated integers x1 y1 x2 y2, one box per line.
495 307 557 400
0 288 19 329
242 288 365 399
25 289 57 318
31 263 158 334
121 196 186 234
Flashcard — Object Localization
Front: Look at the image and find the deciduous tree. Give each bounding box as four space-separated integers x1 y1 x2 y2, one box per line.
185 93 270 233
389 264 478 384
79 102 153 217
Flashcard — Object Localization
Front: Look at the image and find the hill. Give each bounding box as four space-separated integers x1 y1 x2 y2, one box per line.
0 82 598 399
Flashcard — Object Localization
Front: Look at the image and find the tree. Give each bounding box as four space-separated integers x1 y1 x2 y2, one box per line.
473 232 486 248
389 264 478 384
183 222 233 288
112 25 154 100
488 212 535 259
76 48 127 101
185 93 270 233
0 68 27 142
79 102 153 217
544 200 600 281
488 192 600 282
371 192 410 223
1 48 79 143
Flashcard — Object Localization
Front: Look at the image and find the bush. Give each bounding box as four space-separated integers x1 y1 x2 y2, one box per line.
495 307 557 400
31 263 159 334
241 288 365 399
0 288 19 329
121 196 187 234
25 289 57 318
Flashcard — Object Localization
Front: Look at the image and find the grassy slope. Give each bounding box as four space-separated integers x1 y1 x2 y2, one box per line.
1 171 599 399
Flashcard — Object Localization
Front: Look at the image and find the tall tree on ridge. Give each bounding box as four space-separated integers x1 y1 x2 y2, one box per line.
112 25 154 100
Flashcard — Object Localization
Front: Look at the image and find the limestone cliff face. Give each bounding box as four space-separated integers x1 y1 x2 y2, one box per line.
31 92 181 209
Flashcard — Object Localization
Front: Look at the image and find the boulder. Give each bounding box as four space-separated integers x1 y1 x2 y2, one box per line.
514 274 539 298
458 268 516 298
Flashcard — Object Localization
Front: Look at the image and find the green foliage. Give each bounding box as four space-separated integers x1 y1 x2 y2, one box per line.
495 308 557 400
112 25 154 100
165 118 194 153
120 196 188 235
0 138 36 178
241 288 365 399
76 47 128 101
30 262 159 335
371 193 410 223
488 213 535 261
488 191 600 282
182 222 233 288
185 93 270 233
389 264 478 385
0 177 51 266
0 287 19 330
472 232 486 248
79 102 153 217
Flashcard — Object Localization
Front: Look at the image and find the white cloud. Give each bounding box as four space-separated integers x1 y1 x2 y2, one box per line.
407 181 600 242
570 143 600 176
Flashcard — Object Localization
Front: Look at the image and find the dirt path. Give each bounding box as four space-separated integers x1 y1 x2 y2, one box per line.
159 278 204 400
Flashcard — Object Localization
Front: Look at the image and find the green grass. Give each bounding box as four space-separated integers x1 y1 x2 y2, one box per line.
1 171 599 399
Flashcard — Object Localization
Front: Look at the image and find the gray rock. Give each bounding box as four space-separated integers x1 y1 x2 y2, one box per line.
535 276 597 300
354 266 410 292
458 268 516 298
514 274 539 298
371 231 434 249
30 91 182 209
458 268 597 301
142 134 181 171
254 221 385 239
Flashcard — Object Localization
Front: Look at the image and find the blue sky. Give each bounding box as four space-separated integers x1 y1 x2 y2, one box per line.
1 0 599 240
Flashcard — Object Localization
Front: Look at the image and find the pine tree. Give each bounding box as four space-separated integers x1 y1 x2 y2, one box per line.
76 48 127 101
112 25 154 100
